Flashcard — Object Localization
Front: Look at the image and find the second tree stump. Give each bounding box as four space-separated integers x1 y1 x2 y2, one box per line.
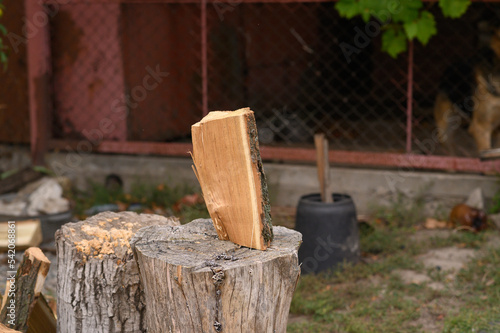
131 219 302 333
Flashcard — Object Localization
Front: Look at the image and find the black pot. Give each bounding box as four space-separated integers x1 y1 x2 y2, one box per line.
295 193 360 274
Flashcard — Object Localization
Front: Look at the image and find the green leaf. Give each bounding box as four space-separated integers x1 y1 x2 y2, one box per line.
359 0 389 14
439 0 471 18
415 11 436 45
392 0 422 23
33 165 55 175
335 0 361 19
382 28 407 58
0 25 6 36
0 168 18 180
361 9 371 22
404 21 418 40
0 51 7 64
403 11 437 44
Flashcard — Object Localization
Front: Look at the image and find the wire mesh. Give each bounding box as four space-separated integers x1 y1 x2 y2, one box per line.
44 0 500 158
207 2 408 152
413 2 500 157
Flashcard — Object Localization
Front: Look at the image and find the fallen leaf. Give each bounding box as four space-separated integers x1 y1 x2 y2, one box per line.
424 218 448 229
116 201 128 211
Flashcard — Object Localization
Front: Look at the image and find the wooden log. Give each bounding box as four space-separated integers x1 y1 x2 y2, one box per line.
0 248 51 333
131 219 302 333
0 220 42 251
55 211 179 333
26 294 56 333
191 108 273 250
0 168 43 195
0 323 21 333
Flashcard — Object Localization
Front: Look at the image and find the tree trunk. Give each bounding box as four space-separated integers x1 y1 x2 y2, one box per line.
55 211 179 333
131 219 302 333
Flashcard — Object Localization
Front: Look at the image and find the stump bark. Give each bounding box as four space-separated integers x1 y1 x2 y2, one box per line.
131 219 302 333
55 211 179 333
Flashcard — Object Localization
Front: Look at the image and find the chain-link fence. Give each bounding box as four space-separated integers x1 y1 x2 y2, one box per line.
34 1 500 161
48 2 202 143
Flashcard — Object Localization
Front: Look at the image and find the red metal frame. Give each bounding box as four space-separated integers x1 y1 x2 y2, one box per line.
406 41 414 154
26 0 52 166
28 0 500 173
48 139 500 173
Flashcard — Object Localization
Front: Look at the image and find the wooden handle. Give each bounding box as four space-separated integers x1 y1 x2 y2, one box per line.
314 133 332 203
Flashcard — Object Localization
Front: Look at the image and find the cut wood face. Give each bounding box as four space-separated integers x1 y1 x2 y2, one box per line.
191 108 273 250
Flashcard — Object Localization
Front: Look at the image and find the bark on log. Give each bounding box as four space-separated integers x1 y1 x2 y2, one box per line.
0 167 43 195
131 219 302 333
55 211 179 333
0 247 50 333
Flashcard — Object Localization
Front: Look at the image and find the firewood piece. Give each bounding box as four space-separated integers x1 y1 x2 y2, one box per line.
0 168 43 195
0 220 42 251
0 323 21 333
191 108 273 250
26 294 56 333
131 219 302 333
55 211 180 333
0 248 50 333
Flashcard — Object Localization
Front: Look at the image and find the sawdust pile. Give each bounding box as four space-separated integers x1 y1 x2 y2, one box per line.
73 217 139 258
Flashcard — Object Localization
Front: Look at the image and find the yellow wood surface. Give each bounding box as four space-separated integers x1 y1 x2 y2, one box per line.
0 220 42 251
192 108 270 250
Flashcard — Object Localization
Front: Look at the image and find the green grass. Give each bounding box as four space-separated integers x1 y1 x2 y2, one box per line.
289 223 499 333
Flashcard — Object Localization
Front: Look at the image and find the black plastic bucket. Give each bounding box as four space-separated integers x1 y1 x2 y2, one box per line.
295 193 360 274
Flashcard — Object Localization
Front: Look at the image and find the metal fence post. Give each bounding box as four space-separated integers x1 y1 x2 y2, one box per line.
406 40 414 154
26 0 52 166
201 0 208 116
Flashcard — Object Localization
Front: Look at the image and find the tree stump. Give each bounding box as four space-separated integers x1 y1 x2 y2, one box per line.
55 211 179 333
131 219 302 333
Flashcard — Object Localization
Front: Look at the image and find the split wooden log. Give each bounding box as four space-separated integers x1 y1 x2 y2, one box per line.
26 294 56 333
55 211 179 333
191 108 273 250
0 323 21 333
0 247 50 333
0 220 42 251
131 219 302 333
